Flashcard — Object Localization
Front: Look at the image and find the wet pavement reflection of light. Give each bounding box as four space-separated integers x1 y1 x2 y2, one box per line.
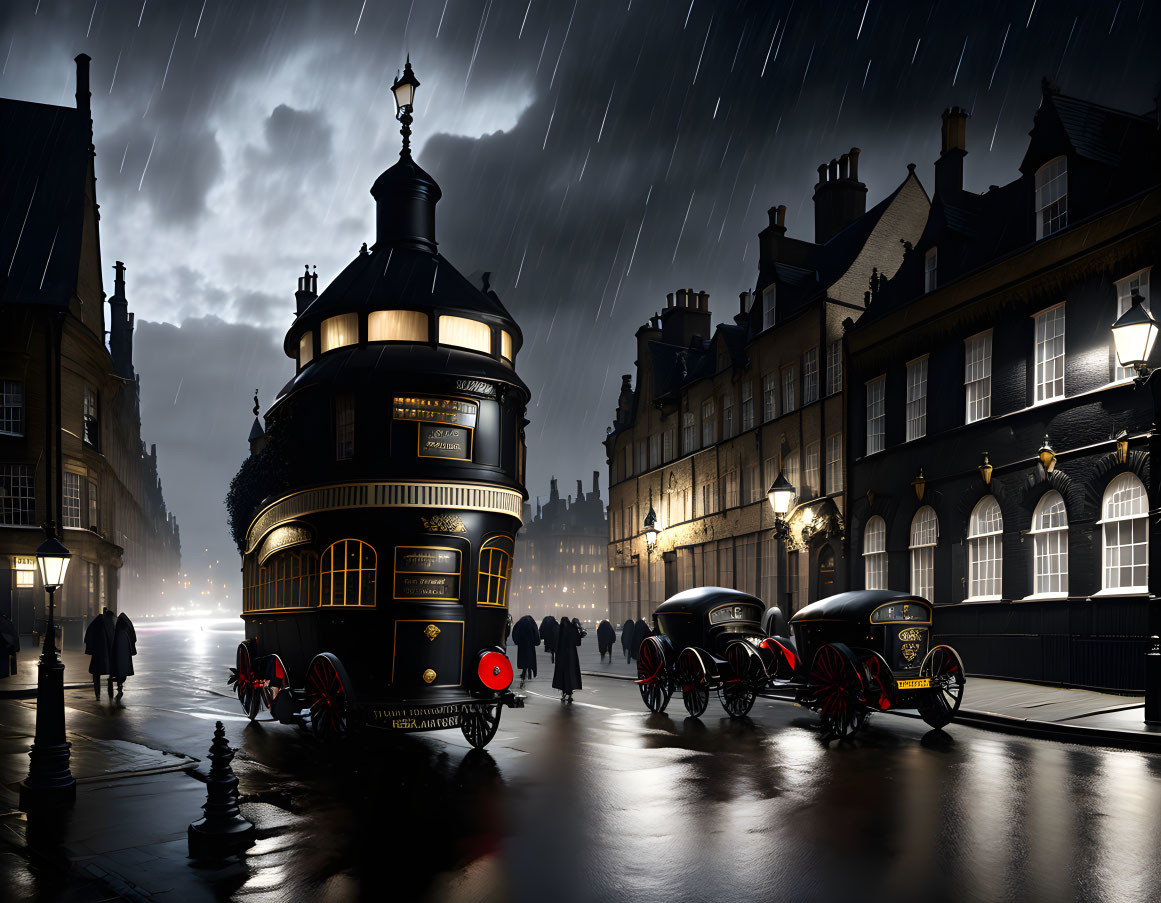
45 624 1161 903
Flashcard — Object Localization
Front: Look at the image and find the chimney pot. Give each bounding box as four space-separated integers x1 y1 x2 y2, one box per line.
739 291 749 315
839 154 849 180
777 204 787 227
697 291 709 312
817 163 828 184
848 148 861 182
74 53 91 118
667 292 675 308
829 158 839 182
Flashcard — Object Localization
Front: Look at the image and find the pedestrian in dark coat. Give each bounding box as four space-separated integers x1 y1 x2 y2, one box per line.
539 615 559 663
629 619 651 663
84 608 116 699
512 615 540 685
596 620 616 662
552 615 583 702
621 619 634 662
111 612 137 698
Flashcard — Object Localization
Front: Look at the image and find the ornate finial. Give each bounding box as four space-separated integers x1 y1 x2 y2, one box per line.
187 721 255 858
360 242 369 256
252 390 259 418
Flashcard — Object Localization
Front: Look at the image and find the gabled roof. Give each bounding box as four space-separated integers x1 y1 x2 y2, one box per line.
1045 93 1156 168
0 99 90 308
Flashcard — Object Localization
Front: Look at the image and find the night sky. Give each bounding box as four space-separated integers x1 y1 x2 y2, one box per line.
2 1 1158 604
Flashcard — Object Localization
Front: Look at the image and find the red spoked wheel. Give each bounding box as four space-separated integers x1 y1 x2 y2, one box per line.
235 643 260 720
808 643 865 740
858 650 898 713
258 653 288 714
719 643 759 718
460 702 503 749
917 645 966 729
305 652 356 741
676 648 711 718
635 636 672 713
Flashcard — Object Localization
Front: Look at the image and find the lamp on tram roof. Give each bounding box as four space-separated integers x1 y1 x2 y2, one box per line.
767 471 796 517
1112 292 1158 379
391 56 420 116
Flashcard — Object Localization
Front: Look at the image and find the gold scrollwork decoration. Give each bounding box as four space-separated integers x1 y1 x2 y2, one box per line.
424 624 441 641
422 669 437 684
422 513 467 534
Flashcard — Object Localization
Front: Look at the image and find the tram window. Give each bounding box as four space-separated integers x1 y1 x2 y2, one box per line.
321 539 377 606
439 315 492 355
321 313 358 353
478 547 512 607
245 551 319 612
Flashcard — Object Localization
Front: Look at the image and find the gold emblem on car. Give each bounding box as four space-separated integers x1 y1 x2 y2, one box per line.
423 669 437 684
424 624 440 641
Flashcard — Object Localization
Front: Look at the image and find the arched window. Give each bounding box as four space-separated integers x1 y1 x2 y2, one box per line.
320 539 376 606
968 496 1003 600
478 539 513 607
863 516 887 590
1031 491 1068 596
1102 473 1148 592
1035 156 1068 239
909 507 938 601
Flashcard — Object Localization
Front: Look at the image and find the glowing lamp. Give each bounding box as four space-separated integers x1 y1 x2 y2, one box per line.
767 471 796 517
391 57 420 115
643 502 658 549
35 536 71 591
1112 292 1158 376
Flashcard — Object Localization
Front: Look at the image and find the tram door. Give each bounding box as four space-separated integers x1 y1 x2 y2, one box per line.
816 546 836 601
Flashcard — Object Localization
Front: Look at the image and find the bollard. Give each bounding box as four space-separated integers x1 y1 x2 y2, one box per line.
188 721 255 859
1146 637 1161 725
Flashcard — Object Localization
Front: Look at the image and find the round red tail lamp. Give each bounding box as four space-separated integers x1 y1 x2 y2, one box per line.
477 650 513 691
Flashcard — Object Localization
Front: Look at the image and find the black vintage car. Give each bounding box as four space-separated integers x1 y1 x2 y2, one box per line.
636 588 966 738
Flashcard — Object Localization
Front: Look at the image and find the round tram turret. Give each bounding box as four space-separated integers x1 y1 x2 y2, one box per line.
227 61 528 748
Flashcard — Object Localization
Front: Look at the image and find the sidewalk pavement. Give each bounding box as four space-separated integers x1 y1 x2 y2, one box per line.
2 639 94 699
564 631 1161 754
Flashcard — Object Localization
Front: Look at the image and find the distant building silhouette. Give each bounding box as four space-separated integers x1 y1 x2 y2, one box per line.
510 474 608 626
0 55 181 636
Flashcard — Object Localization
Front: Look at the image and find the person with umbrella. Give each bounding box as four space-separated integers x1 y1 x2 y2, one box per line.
539 615 559 664
512 614 540 687
621 619 635 663
84 607 116 700
596 619 616 663
553 616 584 703
110 611 137 699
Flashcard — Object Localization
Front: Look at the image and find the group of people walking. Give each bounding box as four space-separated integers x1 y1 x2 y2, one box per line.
83 608 136 700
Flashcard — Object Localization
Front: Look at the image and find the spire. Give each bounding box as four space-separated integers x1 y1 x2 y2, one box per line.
249 390 265 456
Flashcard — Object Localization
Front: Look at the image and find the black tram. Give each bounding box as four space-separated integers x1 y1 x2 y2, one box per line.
226 64 527 750
636 588 966 738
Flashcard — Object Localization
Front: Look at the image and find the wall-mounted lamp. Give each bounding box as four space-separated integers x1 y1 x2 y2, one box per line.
1112 292 1158 380
767 471 796 518
911 467 926 502
978 452 993 486
1038 436 1056 472
643 489 658 550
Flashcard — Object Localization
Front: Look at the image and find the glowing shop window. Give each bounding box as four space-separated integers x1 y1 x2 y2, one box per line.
299 332 314 367
500 330 513 363
321 313 358 353
439 315 492 354
368 310 428 342
320 539 376 606
16 570 34 588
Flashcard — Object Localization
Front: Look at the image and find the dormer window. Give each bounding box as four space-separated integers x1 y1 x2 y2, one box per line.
439 315 491 355
321 313 358 353
1035 156 1068 239
299 332 314 368
369 310 427 342
762 285 776 331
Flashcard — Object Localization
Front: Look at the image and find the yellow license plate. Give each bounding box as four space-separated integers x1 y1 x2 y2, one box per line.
896 678 931 690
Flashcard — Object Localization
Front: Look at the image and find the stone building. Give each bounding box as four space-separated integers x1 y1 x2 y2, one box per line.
846 86 1161 692
605 149 929 626
510 474 608 626
0 56 181 638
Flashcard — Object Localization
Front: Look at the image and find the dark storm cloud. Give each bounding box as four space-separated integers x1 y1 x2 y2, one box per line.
3 0 1158 589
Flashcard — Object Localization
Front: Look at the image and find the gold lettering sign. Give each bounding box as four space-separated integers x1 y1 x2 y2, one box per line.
393 396 478 428
394 547 461 601
418 423 472 460
11 555 36 571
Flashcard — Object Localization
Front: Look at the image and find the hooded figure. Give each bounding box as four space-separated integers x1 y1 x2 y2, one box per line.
629 619 651 663
596 620 616 661
621 619 635 662
84 608 116 699
539 616 559 663
110 612 137 697
552 615 583 701
512 615 540 684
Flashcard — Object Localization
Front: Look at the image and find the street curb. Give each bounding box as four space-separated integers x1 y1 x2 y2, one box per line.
0 683 91 700
579 668 1161 753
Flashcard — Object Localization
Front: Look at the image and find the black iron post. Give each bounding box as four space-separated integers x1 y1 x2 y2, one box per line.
1143 371 1161 723
188 721 255 859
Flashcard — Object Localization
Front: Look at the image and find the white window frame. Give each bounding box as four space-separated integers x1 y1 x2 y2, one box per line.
762 373 778 422
1098 473 1148 594
905 356 928 442
762 285 777 331
1033 303 1066 404
924 247 938 293
701 399 716 447
826 339 842 396
805 442 820 499
63 472 82 529
682 412 696 454
825 432 842 494
1035 156 1068 239
0 464 35 526
909 506 938 602
964 330 992 424
741 381 754 432
865 375 885 455
0 380 24 437
1115 268 1152 382
967 495 1003 601
863 516 887 590
1028 490 1068 598
802 347 819 405
782 366 796 415
648 434 660 469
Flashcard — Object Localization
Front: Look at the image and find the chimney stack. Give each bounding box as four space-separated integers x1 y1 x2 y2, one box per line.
592 470 600 498
936 106 969 197
109 261 135 379
813 147 868 244
295 265 319 315
74 53 91 121
659 288 712 346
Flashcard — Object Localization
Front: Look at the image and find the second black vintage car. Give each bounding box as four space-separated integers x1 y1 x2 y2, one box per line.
635 587 967 738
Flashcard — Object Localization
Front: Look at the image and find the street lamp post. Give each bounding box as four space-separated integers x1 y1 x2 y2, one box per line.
767 471 797 614
19 532 76 809
391 56 421 156
1111 292 1161 724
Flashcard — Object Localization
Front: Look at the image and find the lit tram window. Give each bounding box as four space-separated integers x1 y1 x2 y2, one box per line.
369 310 428 343
321 313 358 353
439 315 492 355
500 330 513 364
299 332 314 367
